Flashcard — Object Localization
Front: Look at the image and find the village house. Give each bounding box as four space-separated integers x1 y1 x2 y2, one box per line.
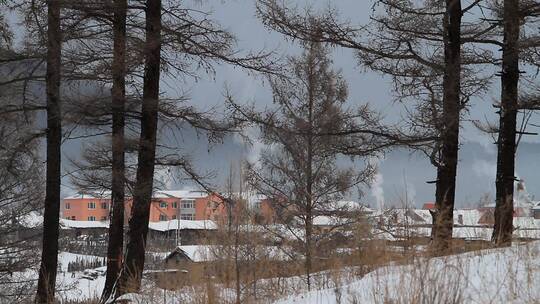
62 190 225 222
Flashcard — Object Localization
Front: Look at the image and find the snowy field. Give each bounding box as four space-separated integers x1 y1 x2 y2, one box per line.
275 241 540 304
6 241 540 303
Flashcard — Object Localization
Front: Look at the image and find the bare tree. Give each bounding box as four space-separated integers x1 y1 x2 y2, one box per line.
231 42 383 290
101 0 127 300
35 0 62 302
467 0 540 246
256 0 498 251
115 0 162 295
492 0 520 246
0 82 43 304
431 0 462 251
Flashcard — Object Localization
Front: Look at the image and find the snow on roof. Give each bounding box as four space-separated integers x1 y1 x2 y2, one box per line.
153 190 208 199
64 189 210 200
175 245 211 262
18 211 43 228
330 200 365 210
172 245 291 262
454 209 482 226
60 219 109 229
374 208 482 226
148 219 217 231
63 192 111 200
220 191 267 207
513 217 540 229
59 218 217 231
313 215 357 227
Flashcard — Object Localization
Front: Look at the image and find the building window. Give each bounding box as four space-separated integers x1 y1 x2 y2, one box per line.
159 202 167 208
88 216 96 221
181 199 195 209
88 202 96 209
65 203 71 210
159 214 168 221
65 217 71 220
172 215 177 219
71 216 76 220
181 214 194 220
101 202 108 209
101 216 107 221
172 202 178 208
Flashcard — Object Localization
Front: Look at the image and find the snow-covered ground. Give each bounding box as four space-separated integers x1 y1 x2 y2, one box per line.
275 241 540 304
7 241 540 303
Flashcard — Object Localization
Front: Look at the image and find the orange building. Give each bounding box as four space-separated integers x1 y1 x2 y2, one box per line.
62 190 225 222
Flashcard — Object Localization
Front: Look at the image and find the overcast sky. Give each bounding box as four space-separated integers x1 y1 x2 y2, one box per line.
9 0 540 207
158 0 540 207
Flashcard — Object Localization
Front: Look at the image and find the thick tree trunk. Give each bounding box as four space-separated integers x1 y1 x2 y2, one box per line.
433 0 462 252
115 0 161 295
101 0 127 301
35 1 62 303
493 0 519 246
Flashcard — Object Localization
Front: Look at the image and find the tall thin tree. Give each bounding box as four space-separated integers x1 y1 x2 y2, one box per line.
232 42 382 290
101 0 127 301
115 0 161 295
432 0 462 251
492 0 520 246
35 0 62 302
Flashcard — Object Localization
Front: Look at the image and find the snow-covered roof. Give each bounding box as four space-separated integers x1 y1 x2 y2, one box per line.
375 208 482 226
153 190 208 199
60 219 109 229
171 245 291 262
313 215 357 227
453 209 482 226
59 218 218 231
220 191 268 207
329 200 371 211
64 189 210 200
63 192 110 200
148 219 217 231
18 211 43 228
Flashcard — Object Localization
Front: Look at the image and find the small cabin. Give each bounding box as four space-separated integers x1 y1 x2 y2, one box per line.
149 247 194 290
164 247 194 270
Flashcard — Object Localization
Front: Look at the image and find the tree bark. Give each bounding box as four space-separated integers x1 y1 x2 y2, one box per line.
116 0 161 295
101 0 127 301
493 0 519 246
35 0 62 303
433 0 462 252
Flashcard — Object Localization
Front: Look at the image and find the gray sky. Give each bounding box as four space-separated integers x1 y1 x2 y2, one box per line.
9 0 540 208
158 0 540 207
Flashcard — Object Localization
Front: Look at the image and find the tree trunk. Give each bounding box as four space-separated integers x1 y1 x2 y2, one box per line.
433 0 462 252
115 0 161 295
493 0 519 246
35 0 62 303
304 214 313 291
101 0 127 301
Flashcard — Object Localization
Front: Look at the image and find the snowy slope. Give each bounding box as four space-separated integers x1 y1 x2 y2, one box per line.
275 241 540 304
